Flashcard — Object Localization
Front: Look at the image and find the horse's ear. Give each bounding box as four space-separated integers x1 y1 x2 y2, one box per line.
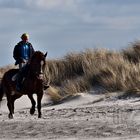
44 52 48 58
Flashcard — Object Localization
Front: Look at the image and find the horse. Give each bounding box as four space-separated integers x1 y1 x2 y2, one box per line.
0 51 48 119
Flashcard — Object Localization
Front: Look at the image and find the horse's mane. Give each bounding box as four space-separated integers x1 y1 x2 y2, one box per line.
30 51 45 62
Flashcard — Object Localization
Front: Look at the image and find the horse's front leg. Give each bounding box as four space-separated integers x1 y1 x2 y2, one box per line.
28 94 36 115
37 92 43 118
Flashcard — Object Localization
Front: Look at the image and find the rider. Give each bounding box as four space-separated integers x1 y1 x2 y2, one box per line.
13 33 35 91
13 33 35 69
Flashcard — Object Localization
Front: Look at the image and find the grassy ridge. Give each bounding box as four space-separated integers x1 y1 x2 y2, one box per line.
44 42 140 99
1 42 140 101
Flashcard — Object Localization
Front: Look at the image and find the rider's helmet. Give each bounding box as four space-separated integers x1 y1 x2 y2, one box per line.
21 33 29 41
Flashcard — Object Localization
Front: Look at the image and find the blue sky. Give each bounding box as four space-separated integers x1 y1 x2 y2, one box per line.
0 0 140 66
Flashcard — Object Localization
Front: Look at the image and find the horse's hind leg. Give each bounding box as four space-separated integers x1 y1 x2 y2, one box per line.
7 95 22 118
28 94 36 115
7 100 13 119
11 96 17 114
5 89 14 119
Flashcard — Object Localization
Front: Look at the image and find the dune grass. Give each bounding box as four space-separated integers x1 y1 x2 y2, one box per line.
1 41 140 102
43 42 140 101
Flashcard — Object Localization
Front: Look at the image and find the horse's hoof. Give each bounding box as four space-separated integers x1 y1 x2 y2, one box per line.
30 108 35 115
38 114 42 118
8 114 13 119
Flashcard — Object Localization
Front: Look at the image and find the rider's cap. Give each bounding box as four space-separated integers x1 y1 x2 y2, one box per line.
21 33 29 40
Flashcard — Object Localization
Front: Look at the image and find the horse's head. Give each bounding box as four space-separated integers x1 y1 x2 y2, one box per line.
29 51 47 79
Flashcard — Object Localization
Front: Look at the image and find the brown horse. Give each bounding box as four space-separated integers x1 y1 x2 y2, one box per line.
0 51 48 119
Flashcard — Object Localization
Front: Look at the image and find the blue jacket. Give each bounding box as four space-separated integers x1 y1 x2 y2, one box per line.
13 41 35 65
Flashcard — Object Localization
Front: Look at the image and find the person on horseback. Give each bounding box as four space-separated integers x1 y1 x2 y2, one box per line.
13 33 35 91
13 33 35 69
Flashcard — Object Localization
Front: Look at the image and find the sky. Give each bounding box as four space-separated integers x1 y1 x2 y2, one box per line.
1 0 140 66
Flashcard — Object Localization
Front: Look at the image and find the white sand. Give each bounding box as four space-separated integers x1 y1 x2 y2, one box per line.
0 91 140 140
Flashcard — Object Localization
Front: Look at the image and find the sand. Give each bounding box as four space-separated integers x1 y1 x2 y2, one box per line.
0 91 140 140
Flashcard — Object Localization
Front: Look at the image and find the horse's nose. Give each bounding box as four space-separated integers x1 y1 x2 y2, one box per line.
39 71 43 75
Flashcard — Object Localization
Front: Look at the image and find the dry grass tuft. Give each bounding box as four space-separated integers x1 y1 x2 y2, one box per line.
45 86 62 103
122 41 140 63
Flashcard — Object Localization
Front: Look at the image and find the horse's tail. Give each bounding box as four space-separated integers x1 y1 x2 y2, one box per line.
0 81 4 101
